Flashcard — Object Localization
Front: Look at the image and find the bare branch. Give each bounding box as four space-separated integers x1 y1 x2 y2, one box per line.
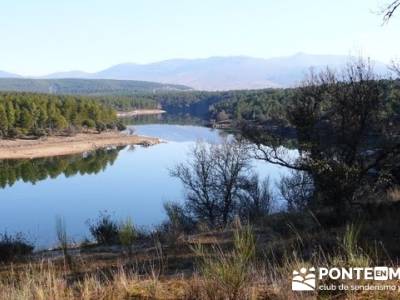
382 0 400 23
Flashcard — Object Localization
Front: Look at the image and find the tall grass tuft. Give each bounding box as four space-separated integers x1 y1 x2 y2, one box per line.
55 216 74 271
118 217 137 256
193 223 256 299
340 223 370 267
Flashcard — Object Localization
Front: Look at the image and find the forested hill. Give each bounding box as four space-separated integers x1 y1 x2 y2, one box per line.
0 78 191 95
0 92 120 138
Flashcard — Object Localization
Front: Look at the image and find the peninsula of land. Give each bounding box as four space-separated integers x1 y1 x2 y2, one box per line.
0 132 160 159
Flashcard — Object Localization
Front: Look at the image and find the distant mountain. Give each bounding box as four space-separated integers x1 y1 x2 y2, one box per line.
0 78 191 95
93 58 280 90
1 53 391 91
0 70 20 78
43 70 91 79
46 53 390 90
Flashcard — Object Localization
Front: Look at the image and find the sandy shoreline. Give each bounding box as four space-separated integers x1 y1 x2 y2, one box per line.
116 109 166 117
0 132 160 160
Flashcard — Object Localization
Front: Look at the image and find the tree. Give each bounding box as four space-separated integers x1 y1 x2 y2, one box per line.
279 171 313 211
391 60 400 77
171 140 270 227
239 174 273 221
0 92 118 139
382 0 400 22
383 0 400 74
216 110 229 122
5 101 15 130
0 104 8 137
243 60 400 220
19 109 34 133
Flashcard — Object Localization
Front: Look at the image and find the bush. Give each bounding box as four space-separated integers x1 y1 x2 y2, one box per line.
96 122 107 133
7 127 20 138
63 125 78 136
0 233 34 262
163 201 194 234
118 217 137 253
82 119 96 129
279 170 313 211
30 127 47 137
193 224 256 299
88 212 119 245
116 121 127 131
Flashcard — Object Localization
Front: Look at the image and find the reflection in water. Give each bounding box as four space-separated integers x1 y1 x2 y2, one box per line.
0 125 289 248
0 147 124 188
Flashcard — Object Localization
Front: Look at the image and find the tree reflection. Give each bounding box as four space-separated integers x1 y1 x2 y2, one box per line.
0 147 124 188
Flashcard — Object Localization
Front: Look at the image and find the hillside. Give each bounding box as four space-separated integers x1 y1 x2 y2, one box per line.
0 78 191 95
0 71 20 78
1 54 391 91
45 53 391 90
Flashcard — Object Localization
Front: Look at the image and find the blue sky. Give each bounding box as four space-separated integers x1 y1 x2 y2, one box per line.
1 0 399 75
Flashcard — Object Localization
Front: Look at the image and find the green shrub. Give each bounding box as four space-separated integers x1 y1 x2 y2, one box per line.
118 217 137 254
194 224 256 299
88 212 119 245
0 233 34 262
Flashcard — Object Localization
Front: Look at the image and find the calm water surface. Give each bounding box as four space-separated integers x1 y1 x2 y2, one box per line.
0 124 288 248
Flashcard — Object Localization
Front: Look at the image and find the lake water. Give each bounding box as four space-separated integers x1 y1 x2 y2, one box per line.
0 124 289 248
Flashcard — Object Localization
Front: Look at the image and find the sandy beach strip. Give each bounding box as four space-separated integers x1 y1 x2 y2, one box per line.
0 132 160 160
116 109 166 117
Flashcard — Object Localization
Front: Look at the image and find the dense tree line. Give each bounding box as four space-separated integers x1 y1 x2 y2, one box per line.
95 91 225 117
210 80 400 126
209 89 291 124
96 89 292 122
0 78 190 95
0 92 119 138
94 95 160 111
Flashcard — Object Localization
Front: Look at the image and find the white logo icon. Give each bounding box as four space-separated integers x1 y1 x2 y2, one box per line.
292 267 316 291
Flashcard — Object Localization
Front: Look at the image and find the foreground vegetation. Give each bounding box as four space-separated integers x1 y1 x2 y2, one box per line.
1 215 400 299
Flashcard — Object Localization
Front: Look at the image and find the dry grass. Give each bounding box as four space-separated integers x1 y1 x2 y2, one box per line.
0 262 188 300
388 186 400 202
0 224 399 299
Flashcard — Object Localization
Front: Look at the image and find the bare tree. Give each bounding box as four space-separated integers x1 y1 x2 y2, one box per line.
239 174 273 221
382 0 400 23
212 141 252 225
380 1 400 77
171 142 219 226
390 59 400 76
171 140 270 227
279 170 313 211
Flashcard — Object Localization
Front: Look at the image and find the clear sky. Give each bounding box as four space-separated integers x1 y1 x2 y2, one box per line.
1 0 399 75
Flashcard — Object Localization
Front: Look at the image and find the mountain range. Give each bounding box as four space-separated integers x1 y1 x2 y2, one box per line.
0 53 391 91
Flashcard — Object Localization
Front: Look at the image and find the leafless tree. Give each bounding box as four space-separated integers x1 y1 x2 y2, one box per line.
382 0 400 23
171 142 219 226
279 170 313 211
380 2 400 76
171 140 270 227
390 59 400 76
239 174 273 221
